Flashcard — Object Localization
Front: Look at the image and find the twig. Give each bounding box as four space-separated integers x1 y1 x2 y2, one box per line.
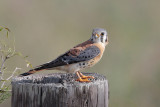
0 56 7 75
0 45 16 80
0 89 11 92
1 67 21 89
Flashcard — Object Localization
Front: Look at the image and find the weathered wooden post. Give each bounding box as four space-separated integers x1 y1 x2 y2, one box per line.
12 73 108 107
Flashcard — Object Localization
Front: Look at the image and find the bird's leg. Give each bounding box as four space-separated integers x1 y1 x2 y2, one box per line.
76 71 90 82
78 71 94 79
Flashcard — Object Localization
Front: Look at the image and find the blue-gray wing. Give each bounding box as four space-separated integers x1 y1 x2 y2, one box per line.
41 45 100 69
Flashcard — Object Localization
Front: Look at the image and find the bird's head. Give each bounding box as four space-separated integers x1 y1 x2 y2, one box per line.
90 28 108 46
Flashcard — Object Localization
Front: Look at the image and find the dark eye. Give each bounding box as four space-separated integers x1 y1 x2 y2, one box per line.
101 32 104 36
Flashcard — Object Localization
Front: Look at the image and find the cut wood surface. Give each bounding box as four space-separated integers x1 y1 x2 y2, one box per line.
12 73 108 107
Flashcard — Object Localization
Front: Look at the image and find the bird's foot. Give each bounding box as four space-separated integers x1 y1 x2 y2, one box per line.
79 72 94 79
81 75 94 79
76 78 90 82
76 71 94 82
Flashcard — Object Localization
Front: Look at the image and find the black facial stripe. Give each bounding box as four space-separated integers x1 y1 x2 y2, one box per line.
101 36 103 42
101 32 104 36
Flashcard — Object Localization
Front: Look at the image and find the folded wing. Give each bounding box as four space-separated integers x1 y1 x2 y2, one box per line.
42 45 100 69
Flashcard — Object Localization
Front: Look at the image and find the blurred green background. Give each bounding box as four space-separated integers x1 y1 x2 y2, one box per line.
0 0 160 107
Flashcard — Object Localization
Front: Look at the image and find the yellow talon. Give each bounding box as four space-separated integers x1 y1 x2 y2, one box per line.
76 71 94 82
79 71 94 79
81 75 94 79
76 78 90 82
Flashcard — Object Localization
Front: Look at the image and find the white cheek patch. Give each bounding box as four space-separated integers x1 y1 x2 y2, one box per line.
100 36 107 43
104 36 107 43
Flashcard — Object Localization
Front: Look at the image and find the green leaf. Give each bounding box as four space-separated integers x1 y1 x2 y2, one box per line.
0 27 3 31
26 62 33 68
8 48 12 53
0 91 11 103
4 27 10 32
0 79 7 82
6 31 9 38
24 55 29 58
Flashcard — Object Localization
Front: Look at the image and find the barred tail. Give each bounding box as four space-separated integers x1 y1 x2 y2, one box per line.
20 71 34 76
20 63 49 76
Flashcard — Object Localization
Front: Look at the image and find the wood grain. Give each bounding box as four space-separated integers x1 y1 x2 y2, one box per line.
12 73 108 107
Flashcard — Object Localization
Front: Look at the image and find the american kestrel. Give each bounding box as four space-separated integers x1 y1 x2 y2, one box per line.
21 28 109 82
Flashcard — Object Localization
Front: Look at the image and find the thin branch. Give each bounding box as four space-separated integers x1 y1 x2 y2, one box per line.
1 67 21 89
0 57 7 74
0 51 14 80
0 89 11 92
0 53 10 81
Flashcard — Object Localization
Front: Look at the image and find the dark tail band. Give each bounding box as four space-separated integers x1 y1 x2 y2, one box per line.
20 63 50 76
20 72 33 76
